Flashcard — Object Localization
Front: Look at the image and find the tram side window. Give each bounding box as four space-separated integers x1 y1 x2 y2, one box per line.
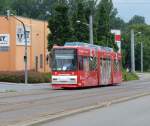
100 58 103 67
78 56 83 70
79 56 97 71
114 60 119 72
107 58 111 67
83 57 90 71
89 57 97 71
100 58 111 69
114 60 117 72
119 60 122 71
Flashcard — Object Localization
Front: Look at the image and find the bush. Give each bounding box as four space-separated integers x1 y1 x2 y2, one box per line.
123 70 139 81
0 71 51 83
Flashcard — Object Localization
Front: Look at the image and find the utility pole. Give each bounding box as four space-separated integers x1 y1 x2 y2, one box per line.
89 15 93 45
131 29 135 73
141 42 143 73
7 10 28 84
76 15 94 45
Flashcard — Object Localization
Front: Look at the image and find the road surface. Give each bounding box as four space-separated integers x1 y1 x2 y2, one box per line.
40 95 150 126
0 73 149 126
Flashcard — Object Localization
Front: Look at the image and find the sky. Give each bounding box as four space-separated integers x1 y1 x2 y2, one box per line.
112 0 150 24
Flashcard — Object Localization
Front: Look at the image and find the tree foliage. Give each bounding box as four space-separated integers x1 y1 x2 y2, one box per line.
0 0 57 20
96 0 118 50
120 13 150 72
48 2 72 49
71 0 89 42
122 23 150 71
1 0 150 71
128 15 145 25
0 0 12 15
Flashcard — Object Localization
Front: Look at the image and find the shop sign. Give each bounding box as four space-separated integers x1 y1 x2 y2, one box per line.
0 34 9 51
16 26 31 45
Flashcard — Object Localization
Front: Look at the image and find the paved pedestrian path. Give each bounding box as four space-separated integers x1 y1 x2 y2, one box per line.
0 82 51 92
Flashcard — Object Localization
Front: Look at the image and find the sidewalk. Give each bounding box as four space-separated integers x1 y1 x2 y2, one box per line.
0 82 51 92
136 72 150 81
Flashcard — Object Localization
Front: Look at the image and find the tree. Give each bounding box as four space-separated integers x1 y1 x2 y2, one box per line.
9 0 57 20
119 16 146 70
48 2 72 50
0 0 12 15
121 23 150 71
110 8 126 30
71 0 89 42
128 15 146 25
96 0 118 50
130 24 150 71
11 0 35 17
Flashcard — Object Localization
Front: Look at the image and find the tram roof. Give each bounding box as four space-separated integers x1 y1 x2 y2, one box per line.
64 42 113 52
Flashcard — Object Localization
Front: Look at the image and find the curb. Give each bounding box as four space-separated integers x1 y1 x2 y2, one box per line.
11 92 150 126
0 82 51 85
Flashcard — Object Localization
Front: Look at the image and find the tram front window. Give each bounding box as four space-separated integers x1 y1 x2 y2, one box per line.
52 49 77 71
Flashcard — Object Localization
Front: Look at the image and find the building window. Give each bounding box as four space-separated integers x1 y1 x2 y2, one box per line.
40 54 43 68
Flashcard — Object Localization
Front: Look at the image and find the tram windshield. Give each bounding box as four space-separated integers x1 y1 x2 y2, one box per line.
52 49 77 71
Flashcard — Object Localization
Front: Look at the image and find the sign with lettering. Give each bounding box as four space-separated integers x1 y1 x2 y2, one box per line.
0 34 9 47
16 25 31 45
111 29 121 54
0 34 10 51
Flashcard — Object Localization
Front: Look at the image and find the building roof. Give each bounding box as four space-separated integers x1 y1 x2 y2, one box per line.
0 15 48 23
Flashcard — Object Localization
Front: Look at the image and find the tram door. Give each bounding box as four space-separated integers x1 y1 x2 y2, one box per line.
100 58 112 85
79 56 98 87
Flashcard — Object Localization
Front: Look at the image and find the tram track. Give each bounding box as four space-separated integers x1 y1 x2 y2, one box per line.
0 84 144 106
0 77 150 126
0 80 147 100
3 90 150 126
0 77 148 100
0 77 148 98
0 81 150 114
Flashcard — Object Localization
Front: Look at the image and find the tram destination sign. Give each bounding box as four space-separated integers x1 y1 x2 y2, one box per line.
0 34 10 51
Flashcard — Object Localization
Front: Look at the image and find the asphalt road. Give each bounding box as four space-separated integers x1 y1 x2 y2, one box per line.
0 73 150 126
40 95 150 126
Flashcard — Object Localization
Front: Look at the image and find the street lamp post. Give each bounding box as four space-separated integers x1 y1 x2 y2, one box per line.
132 30 144 73
89 15 94 45
141 42 143 73
7 10 28 84
76 15 94 45
136 32 144 73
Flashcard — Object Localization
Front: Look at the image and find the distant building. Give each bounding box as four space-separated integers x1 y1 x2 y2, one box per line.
0 16 50 72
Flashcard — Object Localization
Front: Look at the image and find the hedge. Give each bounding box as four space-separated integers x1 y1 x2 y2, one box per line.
0 70 138 83
122 70 139 81
0 71 51 83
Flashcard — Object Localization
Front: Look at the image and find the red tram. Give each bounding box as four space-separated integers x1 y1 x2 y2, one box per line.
51 42 122 88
